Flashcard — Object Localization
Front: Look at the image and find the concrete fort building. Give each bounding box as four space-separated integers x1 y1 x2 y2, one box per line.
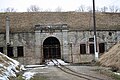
0 12 120 64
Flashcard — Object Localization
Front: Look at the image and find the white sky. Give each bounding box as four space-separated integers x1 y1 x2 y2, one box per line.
0 0 120 12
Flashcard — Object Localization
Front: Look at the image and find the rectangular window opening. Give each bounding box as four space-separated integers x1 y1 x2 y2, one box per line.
80 44 86 54
0 47 3 53
89 38 94 42
7 47 14 57
99 43 105 53
89 44 94 54
17 46 24 57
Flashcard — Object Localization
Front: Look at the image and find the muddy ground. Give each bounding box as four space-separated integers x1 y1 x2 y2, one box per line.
25 65 115 80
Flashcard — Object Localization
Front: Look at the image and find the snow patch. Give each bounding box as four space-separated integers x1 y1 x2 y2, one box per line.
20 65 27 71
25 65 45 68
0 52 26 80
114 72 120 75
46 60 54 66
57 59 69 65
0 64 4 67
0 76 9 80
23 72 36 80
45 59 69 66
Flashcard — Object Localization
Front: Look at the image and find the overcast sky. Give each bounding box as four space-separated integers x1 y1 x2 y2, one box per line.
0 0 120 12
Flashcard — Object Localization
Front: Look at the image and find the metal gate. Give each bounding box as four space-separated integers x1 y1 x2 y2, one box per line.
43 44 61 60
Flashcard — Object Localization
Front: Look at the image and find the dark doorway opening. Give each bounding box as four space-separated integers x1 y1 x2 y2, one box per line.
17 46 24 57
89 44 94 54
80 44 86 54
99 43 105 53
43 37 61 61
7 47 14 57
0 47 3 53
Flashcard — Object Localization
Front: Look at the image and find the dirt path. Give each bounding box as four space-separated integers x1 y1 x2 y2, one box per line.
27 65 114 80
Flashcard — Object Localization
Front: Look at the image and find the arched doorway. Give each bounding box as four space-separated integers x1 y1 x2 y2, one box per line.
43 37 61 61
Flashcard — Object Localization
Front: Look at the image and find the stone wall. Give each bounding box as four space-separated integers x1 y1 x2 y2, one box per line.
68 30 118 63
0 30 119 64
0 32 35 64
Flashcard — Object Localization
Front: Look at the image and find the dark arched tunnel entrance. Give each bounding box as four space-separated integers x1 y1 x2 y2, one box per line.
43 37 61 61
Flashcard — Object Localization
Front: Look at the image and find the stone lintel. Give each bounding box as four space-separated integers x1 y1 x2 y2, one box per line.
35 24 68 30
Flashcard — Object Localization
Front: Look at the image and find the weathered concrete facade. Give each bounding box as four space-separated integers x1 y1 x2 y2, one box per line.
0 29 119 64
0 12 120 64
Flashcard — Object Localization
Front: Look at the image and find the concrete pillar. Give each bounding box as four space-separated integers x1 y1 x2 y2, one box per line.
35 30 42 64
6 16 10 45
14 47 17 57
62 29 69 62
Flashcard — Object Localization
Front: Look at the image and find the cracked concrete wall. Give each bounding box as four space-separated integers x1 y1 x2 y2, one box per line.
68 30 118 63
0 32 35 64
0 30 119 64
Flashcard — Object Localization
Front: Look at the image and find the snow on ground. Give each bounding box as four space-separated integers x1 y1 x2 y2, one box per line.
114 72 120 75
0 56 69 80
46 60 54 66
21 59 68 80
22 72 36 80
46 59 69 66
0 52 25 80
25 65 45 68
23 65 48 80
57 59 69 65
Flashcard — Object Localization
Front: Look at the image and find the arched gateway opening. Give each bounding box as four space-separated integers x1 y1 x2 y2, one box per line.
43 37 61 61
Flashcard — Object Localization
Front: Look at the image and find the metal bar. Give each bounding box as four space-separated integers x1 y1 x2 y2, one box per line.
93 0 98 61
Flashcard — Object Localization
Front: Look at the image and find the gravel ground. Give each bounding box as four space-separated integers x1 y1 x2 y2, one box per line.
26 65 115 80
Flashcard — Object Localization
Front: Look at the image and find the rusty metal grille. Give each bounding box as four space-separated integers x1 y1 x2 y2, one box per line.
43 45 61 59
43 37 61 60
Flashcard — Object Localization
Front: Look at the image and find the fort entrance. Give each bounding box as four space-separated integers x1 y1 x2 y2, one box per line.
43 37 61 60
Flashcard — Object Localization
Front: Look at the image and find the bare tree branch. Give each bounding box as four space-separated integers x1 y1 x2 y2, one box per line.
101 6 108 12
27 5 42 12
87 6 92 12
109 5 119 12
4 7 16 12
44 8 52 12
76 5 85 12
55 6 62 12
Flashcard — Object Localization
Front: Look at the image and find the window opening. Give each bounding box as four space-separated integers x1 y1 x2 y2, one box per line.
109 32 112 36
0 47 3 53
80 44 86 54
89 38 94 42
89 44 94 54
17 46 24 57
7 47 14 57
99 43 105 53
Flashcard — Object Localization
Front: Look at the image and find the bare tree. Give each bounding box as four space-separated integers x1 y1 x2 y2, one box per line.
44 8 52 12
55 6 62 12
109 5 119 12
96 7 101 12
87 6 92 12
4 7 16 12
76 5 85 12
27 5 42 12
101 6 108 12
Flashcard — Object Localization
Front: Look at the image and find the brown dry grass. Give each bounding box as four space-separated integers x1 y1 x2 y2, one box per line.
1 12 120 32
99 43 120 70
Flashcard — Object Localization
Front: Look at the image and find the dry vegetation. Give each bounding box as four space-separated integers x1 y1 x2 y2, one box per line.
99 42 120 70
1 12 120 32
